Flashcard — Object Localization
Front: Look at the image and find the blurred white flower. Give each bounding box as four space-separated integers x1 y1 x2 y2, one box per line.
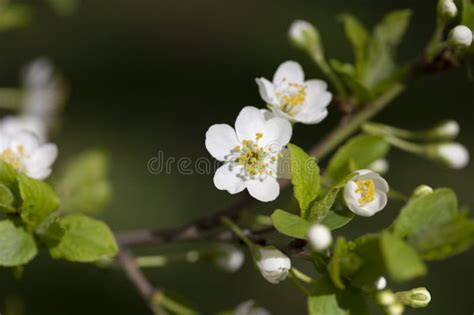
436 143 469 169
438 0 458 19
375 276 387 290
256 61 332 125
433 120 459 139
205 106 292 202
21 58 66 131
387 302 404 315
234 300 270 315
288 20 317 48
255 247 291 284
213 244 245 273
0 115 47 142
448 25 473 49
413 185 434 197
377 290 396 306
368 158 389 174
343 170 389 217
0 131 58 179
307 224 332 251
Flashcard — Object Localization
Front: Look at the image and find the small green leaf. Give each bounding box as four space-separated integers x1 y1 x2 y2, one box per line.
363 10 412 88
0 4 32 32
308 277 368 315
409 214 474 260
330 59 373 103
0 220 37 267
0 183 15 212
328 238 349 289
46 214 118 262
271 209 311 239
392 188 458 238
0 160 18 187
326 135 389 181
55 150 112 214
47 0 78 16
18 173 60 231
380 232 426 282
321 210 354 230
288 144 320 217
337 14 369 77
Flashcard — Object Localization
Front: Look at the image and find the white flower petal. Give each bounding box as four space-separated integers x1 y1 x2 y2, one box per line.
205 124 239 161
25 167 52 180
245 176 280 202
213 164 246 194
256 77 279 106
235 106 266 142
272 61 304 84
259 117 292 148
29 144 58 169
293 108 328 125
10 131 40 155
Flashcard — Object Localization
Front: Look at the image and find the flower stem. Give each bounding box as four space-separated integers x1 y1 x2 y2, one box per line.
290 267 314 283
152 292 199 315
310 84 405 159
220 217 255 250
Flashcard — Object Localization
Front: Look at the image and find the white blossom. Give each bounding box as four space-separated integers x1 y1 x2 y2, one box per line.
0 115 47 142
436 143 469 169
234 300 270 315
438 0 458 19
307 224 332 251
205 106 292 202
434 120 459 138
256 61 332 125
448 25 473 49
255 247 291 284
0 131 58 179
343 170 389 217
375 276 387 290
368 158 389 174
213 244 245 273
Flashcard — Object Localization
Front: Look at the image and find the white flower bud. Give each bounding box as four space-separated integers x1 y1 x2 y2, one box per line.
413 185 433 197
434 120 459 139
438 0 458 20
368 159 389 174
289 20 318 49
255 247 291 284
307 224 332 251
234 300 270 315
376 290 396 306
397 287 431 308
343 170 389 217
448 25 473 49
436 143 470 169
375 276 387 290
213 244 245 273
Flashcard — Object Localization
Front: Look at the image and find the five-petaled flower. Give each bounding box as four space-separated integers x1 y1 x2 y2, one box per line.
256 60 332 125
205 106 292 202
343 169 389 217
0 131 58 179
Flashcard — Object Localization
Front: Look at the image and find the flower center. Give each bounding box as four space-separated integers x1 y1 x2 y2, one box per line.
355 179 376 205
229 133 279 179
0 145 26 171
275 79 307 114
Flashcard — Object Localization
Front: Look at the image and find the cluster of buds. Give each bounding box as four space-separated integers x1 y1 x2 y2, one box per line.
376 287 431 314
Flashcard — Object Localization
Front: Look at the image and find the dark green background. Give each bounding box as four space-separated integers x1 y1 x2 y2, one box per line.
0 0 473 314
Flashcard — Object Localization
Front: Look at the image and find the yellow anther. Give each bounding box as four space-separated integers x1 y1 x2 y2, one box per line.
255 133 263 140
355 179 376 205
234 145 241 152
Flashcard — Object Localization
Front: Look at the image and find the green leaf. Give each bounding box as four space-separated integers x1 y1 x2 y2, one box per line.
337 14 369 77
326 135 390 181
0 4 32 32
328 238 349 289
47 0 78 16
0 183 15 212
0 160 18 187
380 232 426 282
392 188 458 238
55 150 112 214
271 209 311 239
46 214 118 262
0 220 37 267
321 210 354 230
409 214 474 260
363 10 412 88
308 277 368 315
288 144 321 217
330 59 372 103
18 174 60 232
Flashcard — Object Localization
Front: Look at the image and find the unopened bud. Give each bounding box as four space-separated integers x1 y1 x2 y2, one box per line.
413 185 433 197
432 120 459 139
213 244 245 273
448 25 473 50
376 290 396 306
375 276 387 290
368 159 389 174
438 0 458 20
386 302 405 315
255 246 291 284
432 142 470 169
397 287 431 308
289 20 318 49
307 224 332 251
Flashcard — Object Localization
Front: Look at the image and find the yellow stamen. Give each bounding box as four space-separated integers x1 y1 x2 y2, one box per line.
355 179 376 205
255 133 263 140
